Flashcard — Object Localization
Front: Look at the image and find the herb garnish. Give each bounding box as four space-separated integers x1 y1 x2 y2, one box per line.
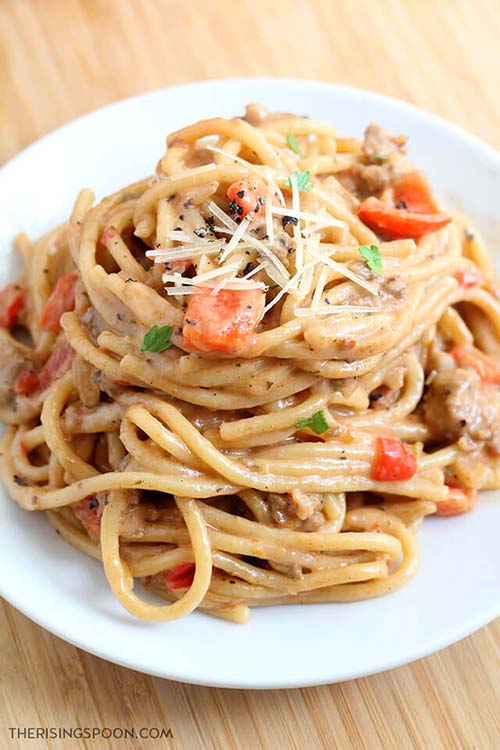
295 410 329 435
141 324 173 353
373 155 390 164
287 131 303 158
285 170 314 193
358 244 383 276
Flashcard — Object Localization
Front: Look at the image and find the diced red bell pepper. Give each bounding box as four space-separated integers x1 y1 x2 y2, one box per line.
39 272 78 331
357 197 451 240
227 179 266 222
74 496 103 540
0 284 25 329
183 286 265 355
372 436 417 481
15 371 40 397
454 267 484 289
392 171 439 213
435 487 478 517
100 227 119 245
357 170 451 240
165 562 196 590
39 344 74 390
450 345 500 385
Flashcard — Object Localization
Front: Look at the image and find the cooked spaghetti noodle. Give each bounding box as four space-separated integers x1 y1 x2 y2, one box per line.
2 105 500 623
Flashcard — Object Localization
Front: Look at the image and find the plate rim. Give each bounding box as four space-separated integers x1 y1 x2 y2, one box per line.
2 76 499 174
5 580 499 689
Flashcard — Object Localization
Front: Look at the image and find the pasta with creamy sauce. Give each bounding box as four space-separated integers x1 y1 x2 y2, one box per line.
1 105 499 623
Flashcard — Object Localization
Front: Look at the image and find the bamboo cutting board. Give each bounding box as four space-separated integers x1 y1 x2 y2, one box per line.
1 1 500 748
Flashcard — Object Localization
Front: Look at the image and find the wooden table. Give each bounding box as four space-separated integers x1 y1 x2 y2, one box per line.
1 1 500 748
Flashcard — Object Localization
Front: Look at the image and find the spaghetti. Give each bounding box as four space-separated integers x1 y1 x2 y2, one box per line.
1 105 499 623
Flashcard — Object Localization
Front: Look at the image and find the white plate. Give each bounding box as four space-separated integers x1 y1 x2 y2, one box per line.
1 78 499 689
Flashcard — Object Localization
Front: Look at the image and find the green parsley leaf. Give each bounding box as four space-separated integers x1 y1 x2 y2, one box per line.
267 283 280 290
287 131 303 158
285 170 313 193
373 155 390 164
295 410 330 435
141 324 173 353
358 244 383 276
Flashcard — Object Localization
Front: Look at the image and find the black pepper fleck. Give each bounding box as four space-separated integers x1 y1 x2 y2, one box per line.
228 198 243 218
243 262 254 276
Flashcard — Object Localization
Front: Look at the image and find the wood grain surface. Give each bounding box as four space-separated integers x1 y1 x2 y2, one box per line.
1 1 500 748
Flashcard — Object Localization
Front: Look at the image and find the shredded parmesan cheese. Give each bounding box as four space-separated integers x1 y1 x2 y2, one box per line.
207 201 290 284
264 259 318 314
164 287 198 296
290 172 303 277
147 242 226 262
310 251 379 296
311 266 329 310
157 157 381 317
212 276 267 294
163 261 240 287
166 229 217 244
218 215 252 262
243 261 267 279
271 205 346 229
265 198 274 245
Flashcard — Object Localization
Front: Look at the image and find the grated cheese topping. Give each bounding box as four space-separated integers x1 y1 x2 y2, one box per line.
152 145 381 318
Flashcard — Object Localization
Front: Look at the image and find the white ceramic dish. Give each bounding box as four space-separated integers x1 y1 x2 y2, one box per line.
1 78 499 689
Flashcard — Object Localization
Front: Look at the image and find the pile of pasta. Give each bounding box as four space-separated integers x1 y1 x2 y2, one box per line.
2 105 499 623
